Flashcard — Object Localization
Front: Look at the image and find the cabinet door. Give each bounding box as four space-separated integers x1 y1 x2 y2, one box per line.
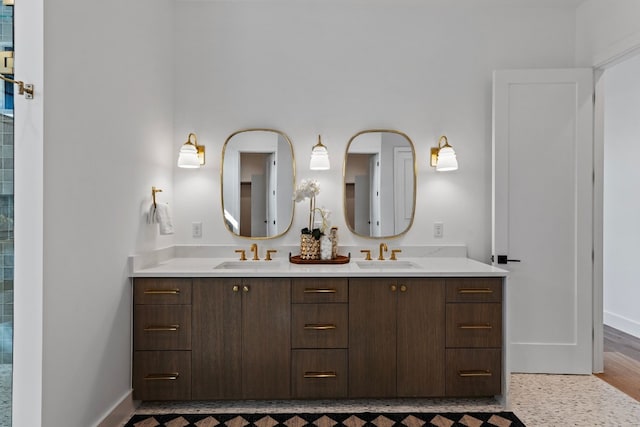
397 278 445 397
242 278 291 399
192 278 242 399
349 278 397 398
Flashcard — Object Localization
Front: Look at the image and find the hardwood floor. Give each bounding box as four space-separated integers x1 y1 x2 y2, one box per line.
595 325 640 402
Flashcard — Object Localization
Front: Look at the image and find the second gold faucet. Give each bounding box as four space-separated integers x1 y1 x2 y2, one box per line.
250 243 259 260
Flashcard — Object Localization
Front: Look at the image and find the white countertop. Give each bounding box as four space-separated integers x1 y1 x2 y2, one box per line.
130 246 508 278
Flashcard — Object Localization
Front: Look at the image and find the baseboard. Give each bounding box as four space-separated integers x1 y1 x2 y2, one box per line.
604 311 640 339
96 390 138 427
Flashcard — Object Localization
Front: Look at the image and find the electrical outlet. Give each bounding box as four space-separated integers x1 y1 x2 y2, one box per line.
434 222 443 238
192 222 202 238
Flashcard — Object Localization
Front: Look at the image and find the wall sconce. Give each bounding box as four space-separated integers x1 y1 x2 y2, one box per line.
430 135 458 171
177 132 205 168
309 135 330 170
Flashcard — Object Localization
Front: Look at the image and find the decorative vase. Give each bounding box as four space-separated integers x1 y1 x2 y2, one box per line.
300 234 320 260
330 227 338 259
320 235 332 260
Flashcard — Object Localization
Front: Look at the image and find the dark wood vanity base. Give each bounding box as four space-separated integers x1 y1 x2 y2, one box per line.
132 276 504 401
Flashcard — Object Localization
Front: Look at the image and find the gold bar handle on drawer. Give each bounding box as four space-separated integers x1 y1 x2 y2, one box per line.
143 289 180 295
304 371 337 379
458 370 492 377
144 372 180 381
458 288 493 294
304 323 337 330
144 324 180 332
458 323 492 330
304 288 337 294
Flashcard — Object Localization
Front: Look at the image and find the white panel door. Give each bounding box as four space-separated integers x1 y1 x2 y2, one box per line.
393 147 413 234
493 69 593 374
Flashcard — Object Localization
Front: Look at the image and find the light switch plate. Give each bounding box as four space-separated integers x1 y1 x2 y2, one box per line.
434 222 443 238
192 222 202 238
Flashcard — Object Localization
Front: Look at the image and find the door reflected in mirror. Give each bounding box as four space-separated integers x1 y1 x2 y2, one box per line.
344 130 416 238
221 129 295 239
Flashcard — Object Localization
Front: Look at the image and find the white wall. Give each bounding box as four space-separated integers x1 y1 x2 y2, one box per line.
15 1 175 426
576 0 640 67
603 54 640 339
173 0 577 262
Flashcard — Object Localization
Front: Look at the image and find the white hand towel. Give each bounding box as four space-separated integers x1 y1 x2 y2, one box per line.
147 204 157 224
154 203 174 235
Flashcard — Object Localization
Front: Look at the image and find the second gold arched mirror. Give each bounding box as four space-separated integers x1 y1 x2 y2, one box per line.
344 130 416 238
221 129 295 239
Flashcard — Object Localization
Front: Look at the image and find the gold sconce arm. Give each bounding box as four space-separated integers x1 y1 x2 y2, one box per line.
0 74 34 99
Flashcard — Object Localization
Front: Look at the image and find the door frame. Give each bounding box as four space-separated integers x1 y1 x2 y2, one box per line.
592 45 640 373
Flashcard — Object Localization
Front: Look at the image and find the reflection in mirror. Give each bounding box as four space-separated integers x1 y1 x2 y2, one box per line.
344 130 416 238
221 129 295 238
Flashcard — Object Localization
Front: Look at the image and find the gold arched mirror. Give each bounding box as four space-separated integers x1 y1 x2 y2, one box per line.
343 130 416 238
221 129 296 239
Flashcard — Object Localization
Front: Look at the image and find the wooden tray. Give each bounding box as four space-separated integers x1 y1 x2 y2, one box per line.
289 252 351 265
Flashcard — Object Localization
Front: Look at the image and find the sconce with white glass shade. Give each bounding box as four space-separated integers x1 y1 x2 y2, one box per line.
309 135 330 170
178 132 206 168
430 135 458 171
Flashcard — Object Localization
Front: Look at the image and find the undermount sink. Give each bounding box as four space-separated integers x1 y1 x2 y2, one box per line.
214 261 283 270
356 260 419 269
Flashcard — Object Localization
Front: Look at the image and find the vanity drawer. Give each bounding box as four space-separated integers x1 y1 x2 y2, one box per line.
134 278 192 305
292 304 348 349
292 349 347 398
446 303 501 348
134 305 192 350
446 278 502 303
133 350 191 400
445 348 501 397
292 278 348 303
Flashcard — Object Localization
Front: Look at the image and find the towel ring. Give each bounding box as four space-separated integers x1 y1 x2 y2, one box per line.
151 187 163 208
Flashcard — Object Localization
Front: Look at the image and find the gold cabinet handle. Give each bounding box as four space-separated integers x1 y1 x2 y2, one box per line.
458 370 492 377
243 285 250 292
304 288 337 294
143 289 180 295
304 371 337 379
458 324 492 330
304 323 337 330
400 284 407 292
144 372 180 381
232 285 240 292
144 324 180 332
390 284 397 292
458 288 493 294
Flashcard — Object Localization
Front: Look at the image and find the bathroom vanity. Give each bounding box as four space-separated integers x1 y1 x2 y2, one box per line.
130 246 508 403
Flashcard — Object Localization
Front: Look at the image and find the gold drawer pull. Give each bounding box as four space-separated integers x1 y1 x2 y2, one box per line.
144 289 181 295
304 324 337 330
458 370 492 377
458 324 492 330
304 371 337 379
144 324 180 332
304 288 337 294
144 372 179 381
458 288 492 294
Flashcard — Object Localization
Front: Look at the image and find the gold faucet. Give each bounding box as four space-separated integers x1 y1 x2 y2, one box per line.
390 249 402 261
250 243 260 260
235 249 247 261
360 249 372 260
265 249 277 261
378 243 388 260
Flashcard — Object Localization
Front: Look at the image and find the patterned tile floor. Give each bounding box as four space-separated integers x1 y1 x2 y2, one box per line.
135 374 640 426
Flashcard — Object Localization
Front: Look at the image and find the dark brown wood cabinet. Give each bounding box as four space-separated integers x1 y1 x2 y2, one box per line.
132 278 193 400
132 274 504 401
445 278 503 396
349 278 446 398
191 278 291 400
291 278 348 398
